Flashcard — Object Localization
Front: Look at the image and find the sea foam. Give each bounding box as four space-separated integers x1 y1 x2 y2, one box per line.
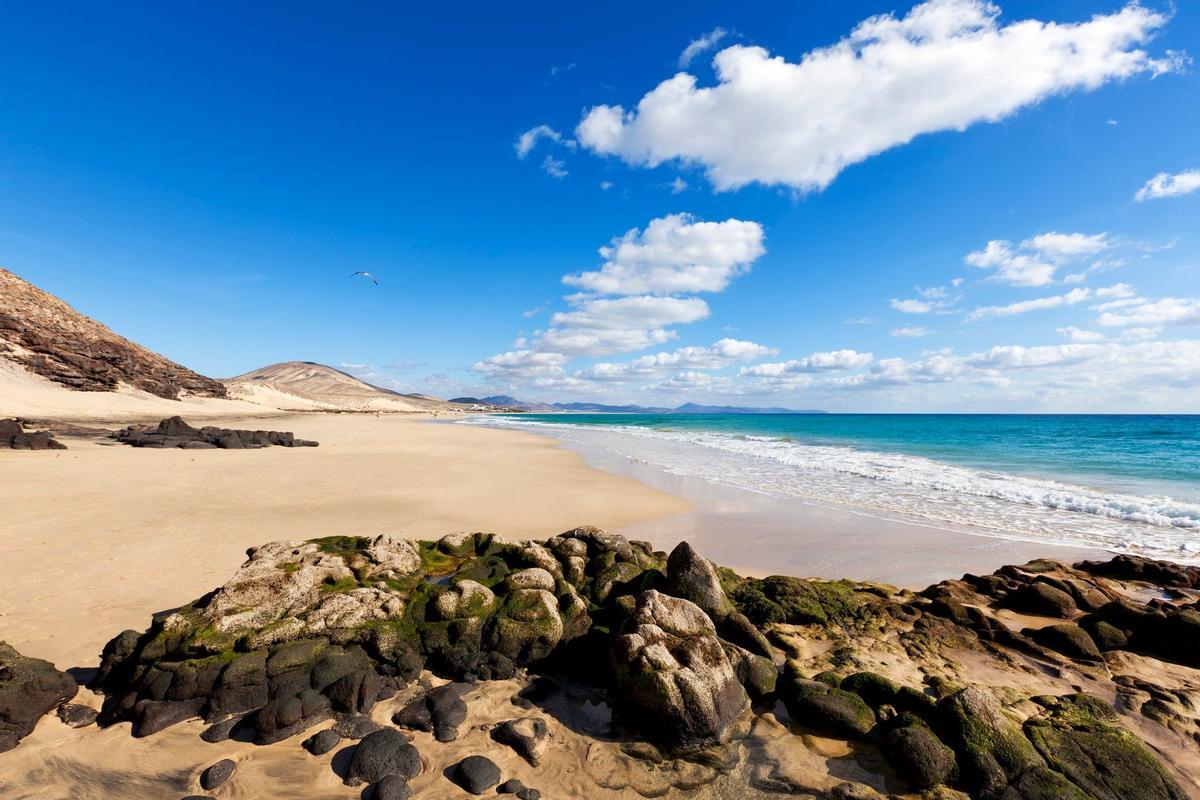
463 416 1200 561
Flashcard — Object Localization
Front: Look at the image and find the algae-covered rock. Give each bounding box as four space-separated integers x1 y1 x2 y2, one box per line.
1026 624 1102 662
610 590 749 752
779 661 875 739
936 686 1043 797
666 542 773 658
1024 694 1187 800
880 722 956 790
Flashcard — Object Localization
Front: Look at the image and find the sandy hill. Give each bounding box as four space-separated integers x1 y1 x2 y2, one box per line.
225 361 453 412
0 268 226 400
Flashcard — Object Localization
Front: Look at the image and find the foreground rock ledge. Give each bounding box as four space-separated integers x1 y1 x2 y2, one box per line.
88 529 1198 799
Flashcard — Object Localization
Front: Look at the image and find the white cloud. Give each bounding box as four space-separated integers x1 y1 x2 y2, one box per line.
563 213 765 295
515 124 565 158
891 298 931 314
1097 297 1200 327
891 325 933 337
679 27 728 68
576 1 1176 191
580 338 776 381
967 286 1096 320
741 349 873 377
1024 231 1110 259
600 180 613 191
1057 326 1103 343
473 350 569 379
541 155 568 179
669 177 688 194
1135 169 1200 201
539 295 711 356
965 231 1112 287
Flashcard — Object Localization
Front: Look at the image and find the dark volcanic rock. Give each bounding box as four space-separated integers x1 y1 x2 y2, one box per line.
346 728 421 786
56 702 98 728
936 686 1044 797
332 713 383 740
303 727 342 755
1076 554 1200 589
450 755 502 795
491 717 550 766
372 773 413 800
880 723 956 790
1003 582 1078 618
112 416 318 449
0 418 67 450
0 267 227 399
0 641 78 752
199 758 236 790
392 682 469 742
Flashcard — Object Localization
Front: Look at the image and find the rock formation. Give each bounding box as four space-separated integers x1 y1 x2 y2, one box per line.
0 267 226 399
111 416 318 449
0 641 77 751
85 530 1199 799
0 418 67 450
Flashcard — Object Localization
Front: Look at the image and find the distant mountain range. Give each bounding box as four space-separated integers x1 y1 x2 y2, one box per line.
448 395 824 414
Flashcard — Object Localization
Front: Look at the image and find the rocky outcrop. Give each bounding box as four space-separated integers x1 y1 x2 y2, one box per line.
112 416 318 449
610 590 750 752
86 531 1196 800
0 267 227 399
0 642 78 752
0 418 67 450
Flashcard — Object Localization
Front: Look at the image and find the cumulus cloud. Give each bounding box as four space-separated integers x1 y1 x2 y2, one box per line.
965 231 1112 287
968 286 1100 320
563 213 765 295
740 349 873 378
892 325 933 337
541 155 568 178
891 298 931 314
1135 169 1200 201
473 350 569 379
576 1 1176 191
679 27 728 67
892 285 961 314
582 338 776 381
540 295 711 356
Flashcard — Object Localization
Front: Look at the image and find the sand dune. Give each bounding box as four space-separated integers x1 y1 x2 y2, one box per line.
225 361 455 413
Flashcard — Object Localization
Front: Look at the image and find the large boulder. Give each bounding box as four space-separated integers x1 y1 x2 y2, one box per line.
666 542 772 658
0 642 77 752
880 722 956 790
936 687 1044 798
392 682 469 742
610 590 749 752
345 727 421 786
0 418 67 450
1024 694 1187 800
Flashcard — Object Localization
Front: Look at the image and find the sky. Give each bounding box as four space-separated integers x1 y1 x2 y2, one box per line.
1 0 1198 412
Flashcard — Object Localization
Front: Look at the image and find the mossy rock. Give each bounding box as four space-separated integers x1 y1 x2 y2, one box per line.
1026 624 1102 662
935 687 1043 797
880 722 956 790
1079 619 1128 651
780 661 875 738
1024 694 1187 800
731 576 869 628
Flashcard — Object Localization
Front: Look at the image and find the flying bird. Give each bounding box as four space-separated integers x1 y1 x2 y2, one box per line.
350 271 379 285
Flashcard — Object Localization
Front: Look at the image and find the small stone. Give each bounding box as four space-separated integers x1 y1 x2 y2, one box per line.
516 789 541 800
498 778 525 794
199 759 236 790
345 728 421 786
56 703 98 728
450 755 501 795
492 717 550 766
303 728 342 756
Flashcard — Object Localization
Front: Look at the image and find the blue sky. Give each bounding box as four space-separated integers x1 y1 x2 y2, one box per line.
1 1 1198 411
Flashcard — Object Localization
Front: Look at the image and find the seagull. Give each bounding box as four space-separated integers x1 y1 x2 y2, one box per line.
350 271 379 285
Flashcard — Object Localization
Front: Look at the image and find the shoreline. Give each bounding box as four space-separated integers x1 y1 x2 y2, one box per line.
482 418 1115 587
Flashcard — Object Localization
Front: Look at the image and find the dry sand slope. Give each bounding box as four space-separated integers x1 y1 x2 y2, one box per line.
0 413 687 669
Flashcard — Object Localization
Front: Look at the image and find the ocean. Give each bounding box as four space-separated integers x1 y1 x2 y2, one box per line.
462 413 1200 562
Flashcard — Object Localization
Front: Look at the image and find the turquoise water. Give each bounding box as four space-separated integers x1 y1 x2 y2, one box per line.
513 413 1200 501
468 413 1200 560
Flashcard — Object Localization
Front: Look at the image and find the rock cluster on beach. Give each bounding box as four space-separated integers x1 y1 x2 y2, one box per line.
11 528 1190 798
111 416 318 449
0 418 67 450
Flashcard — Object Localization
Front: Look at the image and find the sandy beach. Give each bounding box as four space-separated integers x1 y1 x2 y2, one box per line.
0 413 686 669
